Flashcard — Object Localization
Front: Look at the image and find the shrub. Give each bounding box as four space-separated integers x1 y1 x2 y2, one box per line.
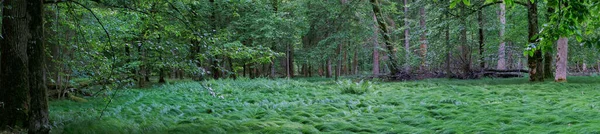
337 80 373 94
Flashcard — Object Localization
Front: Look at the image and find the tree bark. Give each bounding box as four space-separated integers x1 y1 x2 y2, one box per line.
270 58 275 78
477 9 485 69
27 0 50 133
445 12 452 77
458 6 471 78
370 0 402 75
335 43 342 80
372 14 380 76
497 2 507 70
543 7 555 79
419 6 428 71
352 50 358 75
0 0 30 128
527 0 544 81
555 37 568 82
343 47 348 75
403 0 411 73
326 58 332 78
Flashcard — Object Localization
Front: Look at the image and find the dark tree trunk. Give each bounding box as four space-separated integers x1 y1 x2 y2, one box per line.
458 6 471 78
27 0 50 133
289 44 294 78
543 7 555 79
227 57 236 79
0 0 30 128
326 58 332 78
308 65 313 77
335 43 342 81
342 48 348 75
477 10 485 69
159 68 166 83
527 0 544 81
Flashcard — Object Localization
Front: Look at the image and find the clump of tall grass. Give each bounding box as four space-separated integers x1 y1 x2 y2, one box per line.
337 80 373 94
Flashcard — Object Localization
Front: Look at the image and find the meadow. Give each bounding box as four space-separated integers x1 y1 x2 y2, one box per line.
49 77 600 133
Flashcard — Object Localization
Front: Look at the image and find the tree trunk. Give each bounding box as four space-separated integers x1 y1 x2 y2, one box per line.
326 58 332 78
555 37 568 82
270 58 275 78
137 43 146 87
370 0 402 75
352 50 358 75
308 65 313 77
0 0 30 128
335 44 342 80
458 6 471 78
27 0 50 133
343 48 348 75
544 50 553 78
419 6 428 71
372 14 380 76
477 9 485 69
527 0 544 81
544 7 555 79
497 2 507 70
403 0 411 73
159 68 166 83
445 12 452 77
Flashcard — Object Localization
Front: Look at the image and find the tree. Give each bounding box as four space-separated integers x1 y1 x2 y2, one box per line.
372 14 380 76
497 1 507 70
403 0 411 73
555 37 568 82
370 0 402 75
0 0 31 129
28 0 50 133
419 5 428 71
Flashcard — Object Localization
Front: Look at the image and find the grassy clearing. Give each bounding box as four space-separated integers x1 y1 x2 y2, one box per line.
49 77 600 133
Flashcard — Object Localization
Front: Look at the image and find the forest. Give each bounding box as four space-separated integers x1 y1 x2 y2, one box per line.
1 0 600 133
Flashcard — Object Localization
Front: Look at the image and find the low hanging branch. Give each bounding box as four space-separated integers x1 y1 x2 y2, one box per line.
50 0 119 119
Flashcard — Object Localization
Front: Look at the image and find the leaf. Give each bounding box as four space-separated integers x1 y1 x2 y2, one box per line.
450 0 458 8
484 0 495 4
462 0 471 6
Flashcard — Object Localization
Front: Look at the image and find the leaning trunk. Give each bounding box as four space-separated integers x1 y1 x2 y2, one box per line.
370 0 402 75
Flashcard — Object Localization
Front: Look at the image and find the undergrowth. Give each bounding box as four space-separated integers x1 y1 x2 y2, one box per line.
49 76 600 133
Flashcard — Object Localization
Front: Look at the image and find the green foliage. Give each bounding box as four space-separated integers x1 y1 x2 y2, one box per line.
50 77 600 133
337 80 374 94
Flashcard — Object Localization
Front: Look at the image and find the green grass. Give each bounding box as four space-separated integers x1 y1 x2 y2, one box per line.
49 76 600 133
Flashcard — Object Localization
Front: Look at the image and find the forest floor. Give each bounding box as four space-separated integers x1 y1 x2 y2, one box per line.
49 76 600 133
